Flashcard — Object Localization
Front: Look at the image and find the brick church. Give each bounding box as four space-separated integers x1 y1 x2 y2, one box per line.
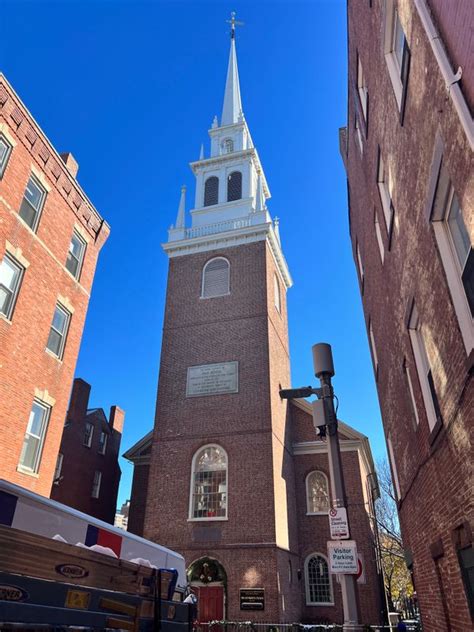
126 22 384 625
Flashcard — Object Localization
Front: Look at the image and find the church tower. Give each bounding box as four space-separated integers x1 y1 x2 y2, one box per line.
144 19 298 621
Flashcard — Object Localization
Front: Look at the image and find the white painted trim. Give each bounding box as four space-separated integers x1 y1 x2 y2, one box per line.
387 436 401 500
304 552 334 606
0 123 17 146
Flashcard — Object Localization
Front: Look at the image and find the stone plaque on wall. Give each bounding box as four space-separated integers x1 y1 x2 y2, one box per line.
186 361 238 397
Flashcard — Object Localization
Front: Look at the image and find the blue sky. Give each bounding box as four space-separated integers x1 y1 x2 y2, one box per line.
2 0 387 506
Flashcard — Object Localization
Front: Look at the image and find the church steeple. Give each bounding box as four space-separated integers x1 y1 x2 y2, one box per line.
221 37 243 126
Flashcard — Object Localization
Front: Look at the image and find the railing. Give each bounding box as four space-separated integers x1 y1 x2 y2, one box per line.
185 217 252 239
193 622 421 632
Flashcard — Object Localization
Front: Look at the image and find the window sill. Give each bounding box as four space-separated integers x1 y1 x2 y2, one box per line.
0 312 12 325
45 347 63 363
200 292 231 300
188 517 228 522
306 602 335 607
64 265 82 284
306 512 329 516
16 212 39 236
17 466 39 478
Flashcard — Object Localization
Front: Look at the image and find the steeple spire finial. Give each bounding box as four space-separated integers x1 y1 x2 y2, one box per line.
221 12 244 126
175 185 186 229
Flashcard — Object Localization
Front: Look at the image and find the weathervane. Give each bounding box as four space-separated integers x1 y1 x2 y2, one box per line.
226 11 244 39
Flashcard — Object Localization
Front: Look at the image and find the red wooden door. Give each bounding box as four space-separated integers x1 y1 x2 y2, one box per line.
192 585 224 622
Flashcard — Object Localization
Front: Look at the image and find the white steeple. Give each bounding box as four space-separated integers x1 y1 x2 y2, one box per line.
175 185 186 229
221 37 243 126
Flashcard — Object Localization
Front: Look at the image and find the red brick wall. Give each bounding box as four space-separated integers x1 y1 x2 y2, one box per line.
345 1 473 629
0 75 109 496
127 461 150 536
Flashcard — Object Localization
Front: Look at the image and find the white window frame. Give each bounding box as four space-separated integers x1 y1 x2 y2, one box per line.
387 435 401 500
204 175 219 207
355 114 364 155
305 471 330 515
369 320 379 375
18 400 51 474
91 470 102 498
19 174 47 232
377 150 394 232
403 358 420 427
201 257 230 299
374 209 385 264
274 273 281 314
54 453 64 483
84 422 94 448
0 254 23 320
356 242 364 291
46 303 71 360
66 230 86 280
357 54 368 121
223 138 234 154
383 1 406 110
188 444 228 522
98 431 108 455
408 303 440 431
0 134 13 178
304 553 334 606
430 163 473 354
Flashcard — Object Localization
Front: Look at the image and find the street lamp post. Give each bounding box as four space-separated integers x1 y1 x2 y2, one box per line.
280 343 362 631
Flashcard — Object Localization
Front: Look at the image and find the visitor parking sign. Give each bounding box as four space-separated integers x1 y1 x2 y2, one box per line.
327 540 358 574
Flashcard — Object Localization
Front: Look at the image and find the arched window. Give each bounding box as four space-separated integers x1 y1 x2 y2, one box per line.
204 176 219 206
223 138 234 154
305 553 333 605
306 471 330 514
202 257 230 298
227 171 242 202
274 274 281 313
190 445 228 520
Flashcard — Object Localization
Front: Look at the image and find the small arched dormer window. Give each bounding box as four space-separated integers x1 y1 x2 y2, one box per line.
274 274 281 313
202 257 230 298
306 471 330 514
190 444 228 520
227 171 242 202
305 553 334 605
204 176 219 207
223 138 234 154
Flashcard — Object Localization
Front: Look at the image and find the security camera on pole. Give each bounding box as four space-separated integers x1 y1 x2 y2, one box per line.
280 343 362 632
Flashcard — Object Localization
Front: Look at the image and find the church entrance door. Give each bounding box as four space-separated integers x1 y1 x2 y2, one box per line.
192 585 224 622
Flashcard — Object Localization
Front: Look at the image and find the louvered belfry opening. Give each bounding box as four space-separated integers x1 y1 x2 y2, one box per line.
202 257 230 298
227 171 242 202
204 176 219 206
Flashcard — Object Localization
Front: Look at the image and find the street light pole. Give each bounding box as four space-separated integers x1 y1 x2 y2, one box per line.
312 344 361 631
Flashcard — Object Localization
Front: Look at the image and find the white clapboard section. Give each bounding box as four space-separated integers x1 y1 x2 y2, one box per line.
202 257 230 298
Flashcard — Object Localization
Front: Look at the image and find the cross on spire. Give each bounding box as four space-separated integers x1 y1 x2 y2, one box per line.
226 11 244 39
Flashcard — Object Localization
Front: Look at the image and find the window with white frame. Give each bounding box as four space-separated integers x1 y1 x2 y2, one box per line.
369 320 379 375
387 435 401 500
274 274 281 313
374 208 385 263
306 471 330 514
91 470 102 498
19 175 46 231
53 453 64 483
227 171 242 202
305 553 333 605
383 1 411 116
66 231 86 280
430 162 473 353
403 357 420 427
204 176 219 206
408 303 442 431
202 257 230 298
223 138 234 154
98 431 107 455
46 304 70 359
0 135 12 178
355 114 364 155
84 422 94 448
190 445 227 520
377 149 394 233
357 54 368 122
356 242 364 291
18 400 50 473
0 254 23 320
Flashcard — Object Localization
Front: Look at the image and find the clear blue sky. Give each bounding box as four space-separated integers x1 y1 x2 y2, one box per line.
2 0 387 507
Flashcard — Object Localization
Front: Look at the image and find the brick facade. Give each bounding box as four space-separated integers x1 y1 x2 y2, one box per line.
50 378 124 524
0 74 109 496
342 1 473 630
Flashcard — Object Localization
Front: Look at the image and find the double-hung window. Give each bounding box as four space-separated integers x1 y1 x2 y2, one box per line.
374 209 385 263
0 135 13 178
19 175 46 231
66 231 86 280
408 303 442 432
0 255 23 320
46 304 70 359
54 453 64 483
18 400 50 473
377 149 395 237
384 2 411 120
91 471 102 498
84 422 94 448
98 431 107 455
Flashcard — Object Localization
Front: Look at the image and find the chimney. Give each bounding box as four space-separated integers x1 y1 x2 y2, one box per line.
60 152 79 179
68 378 91 421
109 405 125 435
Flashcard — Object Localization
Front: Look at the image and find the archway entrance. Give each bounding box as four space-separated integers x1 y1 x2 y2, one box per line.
188 557 227 623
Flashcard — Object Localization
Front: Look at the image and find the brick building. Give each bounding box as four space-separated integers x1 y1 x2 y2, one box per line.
0 74 109 496
340 1 473 630
125 27 385 625
51 378 124 524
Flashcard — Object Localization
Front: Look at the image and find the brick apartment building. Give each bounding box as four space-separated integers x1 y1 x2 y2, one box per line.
0 74 109 496
51 379 124 524
125 28 385 625
341 1 473 630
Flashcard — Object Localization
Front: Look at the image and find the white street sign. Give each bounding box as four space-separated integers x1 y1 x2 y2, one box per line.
329 507 350 539
327 540 358 574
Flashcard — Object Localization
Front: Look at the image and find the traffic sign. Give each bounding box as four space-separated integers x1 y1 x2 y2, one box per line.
329 507 350 539
327 540 358 574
